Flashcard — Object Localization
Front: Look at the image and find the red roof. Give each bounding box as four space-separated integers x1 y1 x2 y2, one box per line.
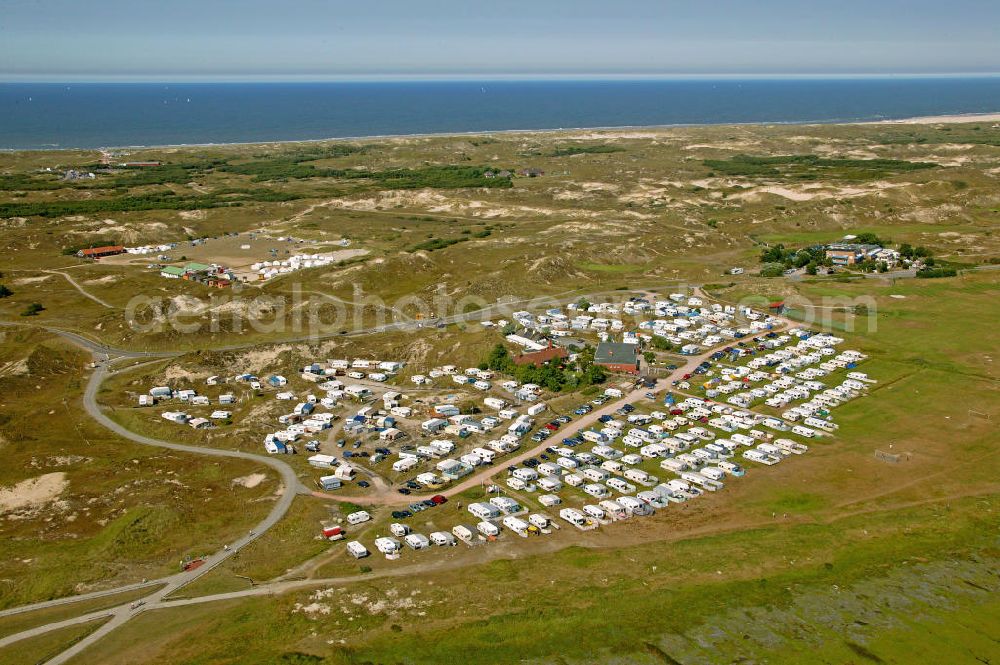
512 345 568 366
80 245 124 256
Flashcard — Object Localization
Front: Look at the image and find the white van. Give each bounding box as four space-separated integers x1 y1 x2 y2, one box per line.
346 541 369 559
347 510 371 525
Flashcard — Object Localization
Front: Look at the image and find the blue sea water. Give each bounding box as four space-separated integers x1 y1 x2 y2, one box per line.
2 78 1000 150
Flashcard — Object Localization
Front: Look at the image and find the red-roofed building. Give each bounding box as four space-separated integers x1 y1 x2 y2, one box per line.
512 343 568 367
77 245 125 259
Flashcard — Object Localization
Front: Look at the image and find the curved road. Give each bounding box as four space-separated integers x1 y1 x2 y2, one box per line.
0 336 310 663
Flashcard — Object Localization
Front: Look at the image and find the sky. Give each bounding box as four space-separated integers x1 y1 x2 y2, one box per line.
1 0 998 81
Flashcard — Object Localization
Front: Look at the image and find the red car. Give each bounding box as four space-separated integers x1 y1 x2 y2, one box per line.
544 423 559 431
430 495 448 505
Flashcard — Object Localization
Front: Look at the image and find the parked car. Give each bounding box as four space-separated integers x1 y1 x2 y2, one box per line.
430 495 448 505
398 488 411 495
357 480 370 488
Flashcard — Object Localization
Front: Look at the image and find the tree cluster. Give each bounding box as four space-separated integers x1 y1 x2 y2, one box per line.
481 344 606 393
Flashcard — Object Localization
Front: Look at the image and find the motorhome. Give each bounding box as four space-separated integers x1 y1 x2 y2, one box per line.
528 513 552 530
660 458 688 473
743 449 780 465
774 438 809 455
489 496 523 514
623 468 656 486
468 502 501 520
404 533 431 550
617 496 653 516
717 460 745 476
681 471 723 491
502 516 535 537
374 537 402 556
347 510 371 525
700 466 726 482
599 499 628 520
606 477 636 494
451 524 476 543
756 442 789 458
558 508 593 529
477 521 500 538
583 483 610 498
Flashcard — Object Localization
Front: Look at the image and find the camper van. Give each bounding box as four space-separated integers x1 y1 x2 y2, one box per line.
681 471 723 492
756 442 789 458
559 508 593 529
607 477 636 494
468 502 501 520
374 537 402 556
773 438 809 455
599 499 628 520
617 496 653 516
743 449 779 465
347 510 371 525
489 496 523 514
477 521 500 538
528 513 552 530
404 533 431 550
582 504 607 522
624 468 656 486
346 541 370 559
711 461 741 477
700 466 726 482
791 425 817 438
660 458 689 473
430 531 457 547
583 483 610 498
451 524 476 543
502 516 535 537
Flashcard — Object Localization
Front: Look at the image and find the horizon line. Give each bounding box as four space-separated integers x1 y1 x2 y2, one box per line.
3 72 1000 84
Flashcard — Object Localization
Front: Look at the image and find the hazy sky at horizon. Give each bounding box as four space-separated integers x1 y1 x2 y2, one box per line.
2 0 998 80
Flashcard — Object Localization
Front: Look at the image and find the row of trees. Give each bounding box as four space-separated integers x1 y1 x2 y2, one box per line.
481 343 606 393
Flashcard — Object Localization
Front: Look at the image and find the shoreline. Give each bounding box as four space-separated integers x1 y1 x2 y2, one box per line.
3 111 999 153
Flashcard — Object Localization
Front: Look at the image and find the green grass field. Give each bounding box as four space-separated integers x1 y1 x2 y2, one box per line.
1 122 999 663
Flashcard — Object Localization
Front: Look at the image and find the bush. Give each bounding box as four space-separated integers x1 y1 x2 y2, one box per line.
0 284 12 298
760 263 786 278
21 302 44 316
916 267 957 279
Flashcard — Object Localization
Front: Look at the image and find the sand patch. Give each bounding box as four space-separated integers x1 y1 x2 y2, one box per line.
233 473 267 489
83 275 120 285
14 275 53 285
0 473 68 513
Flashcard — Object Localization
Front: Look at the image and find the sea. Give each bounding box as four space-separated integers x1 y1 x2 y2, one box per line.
2 78 1000 150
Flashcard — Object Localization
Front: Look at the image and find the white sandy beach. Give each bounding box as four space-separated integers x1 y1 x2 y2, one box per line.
858 112 1000 125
